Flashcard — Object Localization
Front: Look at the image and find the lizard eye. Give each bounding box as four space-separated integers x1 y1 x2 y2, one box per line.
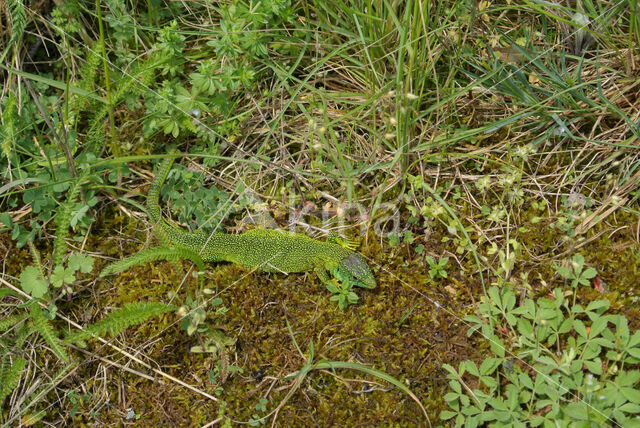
342 254 366 272
341 254 376 288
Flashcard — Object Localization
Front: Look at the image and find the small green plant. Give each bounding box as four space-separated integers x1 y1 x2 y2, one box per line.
326 281 359 309
178 294 235 355
209 357 244 397
249 397 269 426
159 162 248 234
487 239 522 286
19 241 94 299
426 256 449 280
387 232 402 248
441 286 640 426
63 302 176 347
555 253 598 288
67 390 93 419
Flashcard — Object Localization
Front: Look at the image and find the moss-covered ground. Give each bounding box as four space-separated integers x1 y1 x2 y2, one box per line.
2 1 640 426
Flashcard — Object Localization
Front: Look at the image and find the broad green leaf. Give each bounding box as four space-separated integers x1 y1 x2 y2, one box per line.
586 299 610 313
517 318 533 337
621 387 640 404
584 358 603 375
489 334 506 358
628 331 640 348
68 253 94 274
480 357 501 375
0 212 13 228
464 361 480 377
444 392 460 403
617 370 640 387
619 402 640 413
563 402 587 420
519 373 533 389
480 375 497 389
439 410 457 420
50 266 75 288
573 319 587 338
582 267 597 279
590 317 609 339
572 254 585 269
19 266 48 298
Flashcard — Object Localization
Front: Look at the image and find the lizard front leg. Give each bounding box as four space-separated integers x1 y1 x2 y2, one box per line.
315 266 336 287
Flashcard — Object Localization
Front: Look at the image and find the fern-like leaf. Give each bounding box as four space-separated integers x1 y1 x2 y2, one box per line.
29 304 69 362
0 355 26 405
85 55 160 153
0 313 28 333
8 0 26 47
14 321 32 350
63 302 176 345
67 43 103 127
99 246 205 277
53 173 87 268
0 92 18 158
27 240 46 278
147 153 175 226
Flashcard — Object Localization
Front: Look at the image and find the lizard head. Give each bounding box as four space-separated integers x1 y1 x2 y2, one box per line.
332 253 377 289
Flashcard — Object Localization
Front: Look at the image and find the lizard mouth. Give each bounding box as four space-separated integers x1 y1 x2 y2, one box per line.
361 276 377 289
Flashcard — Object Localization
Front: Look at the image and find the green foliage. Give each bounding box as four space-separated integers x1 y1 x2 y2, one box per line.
425 256 449 280
387 232 402 248
53 173 87 268
487 239 523 286
0 355 26 406
249 397 269 426
141 0 294 142
160 163 240 234
99 246 206 277
50 265 75 288
19 251 95 298
68 253 94 274
50 2 81 36
556 253 598 288
0 92 18 158
30 304 69 362
1 80 96 248
19 266 48 298
6 0 26 48
178 294 234 355
67 390 93 419
0 313 27 333
66 43 103 128
63 302 177 346
326 281 359 309
442 286 640 427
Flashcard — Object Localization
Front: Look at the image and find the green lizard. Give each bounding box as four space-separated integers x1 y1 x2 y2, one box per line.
146 155 376 290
